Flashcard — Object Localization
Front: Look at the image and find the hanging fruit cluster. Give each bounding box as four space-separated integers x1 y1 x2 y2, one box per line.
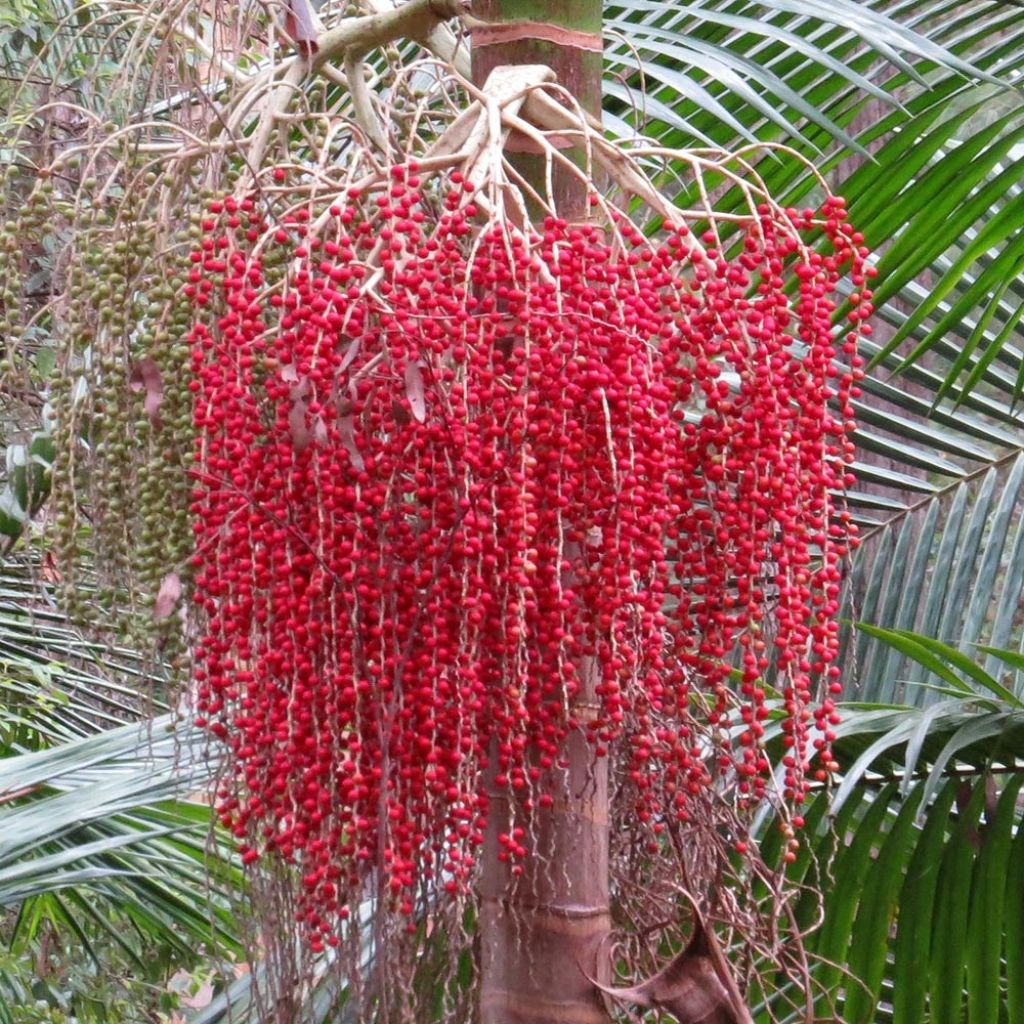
187 163 870 947
41 169 200 653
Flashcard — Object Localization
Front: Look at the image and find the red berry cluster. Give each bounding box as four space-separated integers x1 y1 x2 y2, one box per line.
186 165 870 945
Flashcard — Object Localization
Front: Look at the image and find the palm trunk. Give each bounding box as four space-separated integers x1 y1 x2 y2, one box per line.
471 0 603 220
478 691 611 1024
472 5 609 1021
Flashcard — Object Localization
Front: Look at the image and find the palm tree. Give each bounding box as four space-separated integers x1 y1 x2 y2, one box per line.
3 1 1024 1021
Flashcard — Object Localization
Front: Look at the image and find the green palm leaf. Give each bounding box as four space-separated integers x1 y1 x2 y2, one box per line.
0 562 244 1012
846 447 1024 703
765 713 1024 1023
609 4 1024 695
764 637 1024 1024
0 715 240 948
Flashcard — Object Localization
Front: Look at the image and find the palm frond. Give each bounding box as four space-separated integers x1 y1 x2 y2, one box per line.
0 563 173 745
787 770 1024 1024
0 565 243 1000
0 715 240 954
605 0 1001 153
613 1 1024 700
755 649 1024 1024
843 447 1024 702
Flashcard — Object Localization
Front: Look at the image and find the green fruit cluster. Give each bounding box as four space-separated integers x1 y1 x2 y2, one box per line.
44 169 197 661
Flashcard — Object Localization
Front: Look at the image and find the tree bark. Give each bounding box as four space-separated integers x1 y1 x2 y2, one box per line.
478 703 611 1024
472 5 609 1020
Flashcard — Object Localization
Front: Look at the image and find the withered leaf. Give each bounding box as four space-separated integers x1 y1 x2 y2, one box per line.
154 572 182 622
42 550 61 584
333 379 357 419
129 358 164 430
338 336 361 373
404 361 426 423
289 399 312 451
391 400 411 426
287 375 313 451
339 415 365 472
583 913 753 1024
283 0 321 55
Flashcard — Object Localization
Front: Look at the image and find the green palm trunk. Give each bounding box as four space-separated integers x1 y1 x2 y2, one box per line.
471 0 603 219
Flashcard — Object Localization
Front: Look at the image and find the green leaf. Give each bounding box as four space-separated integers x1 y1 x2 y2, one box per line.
33 346 55 378
891 781 958 1024
883 628 1021 706
928 779 984 1023
855 623 972 698
921 714 1013 809
1006 808 1024 1024
966 776 1023 1024
28 431 55 466
843 785 924 1023
976 646 1024 675
0 487 26 539
814 782 899 1009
